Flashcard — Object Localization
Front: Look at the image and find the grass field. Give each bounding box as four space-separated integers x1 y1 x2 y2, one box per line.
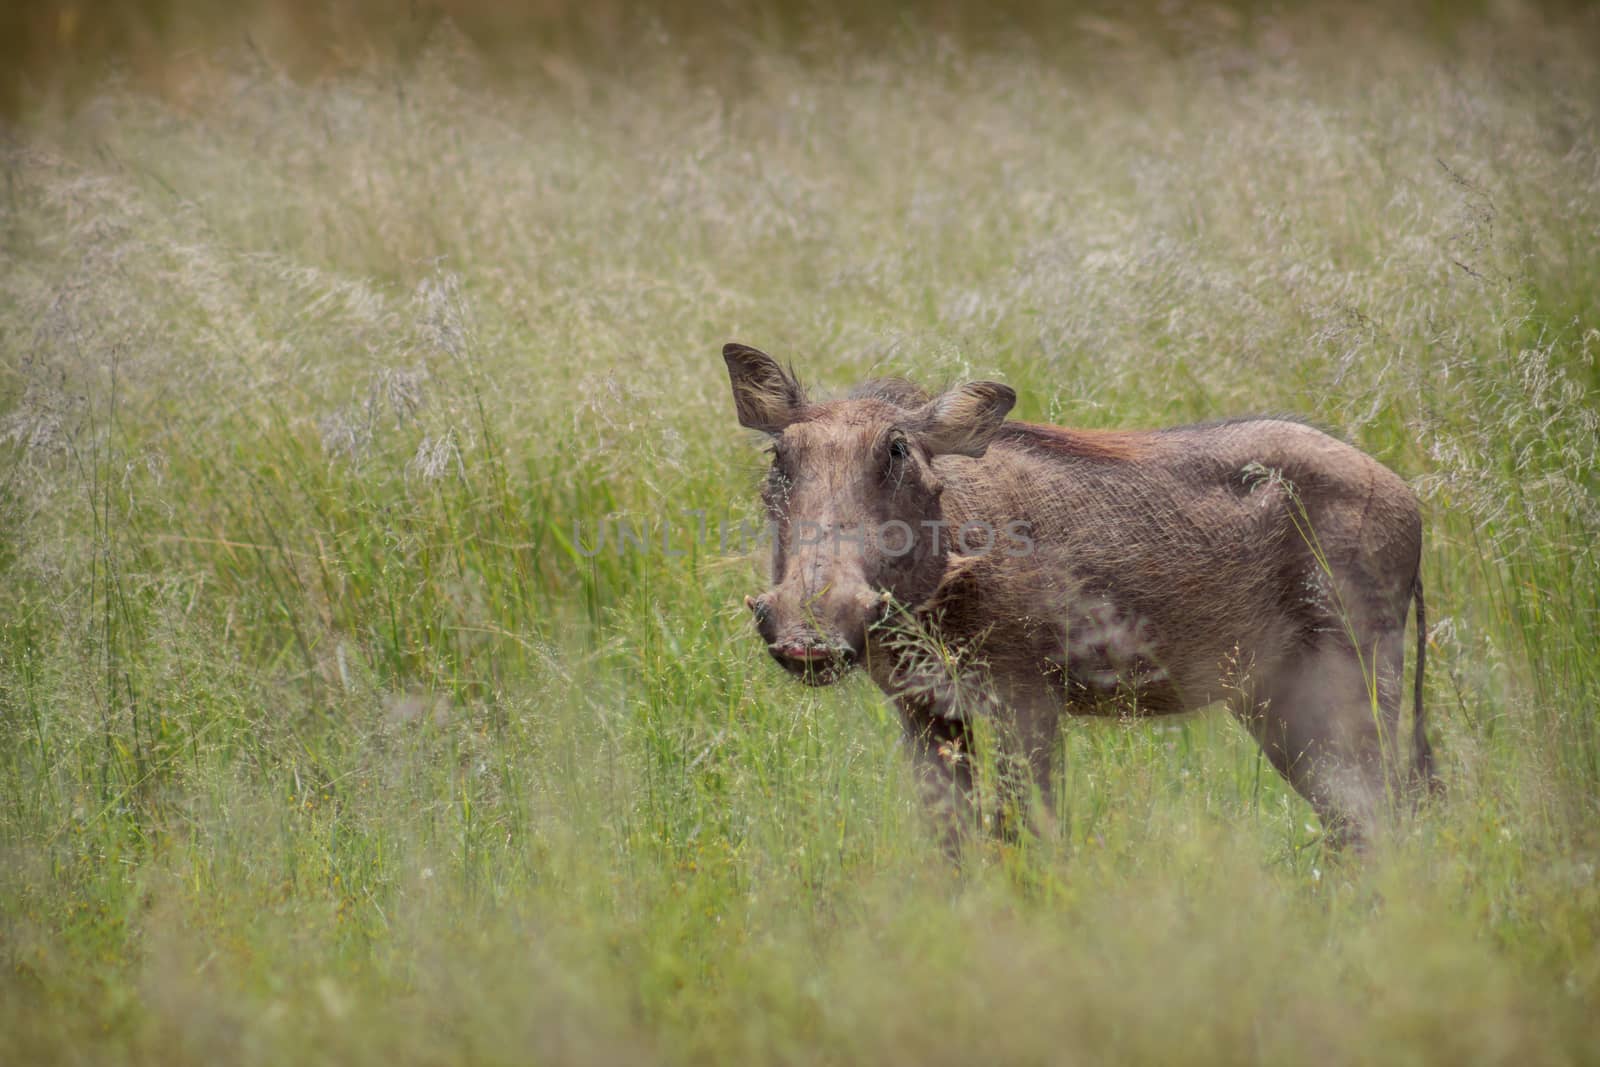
2 3 1599 1063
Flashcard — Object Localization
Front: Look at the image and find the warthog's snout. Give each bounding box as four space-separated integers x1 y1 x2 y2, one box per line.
745 588 883 684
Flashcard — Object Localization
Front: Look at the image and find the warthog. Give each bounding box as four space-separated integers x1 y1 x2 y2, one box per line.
723 342 1437 849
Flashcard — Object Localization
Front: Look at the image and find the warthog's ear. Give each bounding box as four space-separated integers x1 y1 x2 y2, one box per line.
912 381 1016 457
724 342 807 434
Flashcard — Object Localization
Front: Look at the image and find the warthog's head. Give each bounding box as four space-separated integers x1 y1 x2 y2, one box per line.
724 343 1015 684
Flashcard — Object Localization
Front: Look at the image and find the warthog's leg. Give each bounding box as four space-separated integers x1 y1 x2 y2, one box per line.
990 678 1064 844
1233 635 1405 849
896 676 1063 853
897 698 978 857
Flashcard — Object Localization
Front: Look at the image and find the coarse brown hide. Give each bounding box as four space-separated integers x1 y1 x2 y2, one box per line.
723 342 1437 851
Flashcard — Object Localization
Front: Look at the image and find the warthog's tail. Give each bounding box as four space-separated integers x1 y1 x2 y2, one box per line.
1412 573 1442 795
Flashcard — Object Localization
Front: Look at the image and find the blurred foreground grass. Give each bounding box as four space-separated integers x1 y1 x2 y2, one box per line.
2 2 1599 1063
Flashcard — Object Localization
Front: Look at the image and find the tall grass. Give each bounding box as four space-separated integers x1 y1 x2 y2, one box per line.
2 4 1598 1063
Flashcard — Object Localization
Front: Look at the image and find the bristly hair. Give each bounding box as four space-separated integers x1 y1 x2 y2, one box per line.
849 378 930 409
1155 413 1343 442
1157 414 1316 433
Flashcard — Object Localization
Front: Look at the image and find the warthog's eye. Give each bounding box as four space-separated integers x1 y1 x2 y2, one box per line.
882 432 914 490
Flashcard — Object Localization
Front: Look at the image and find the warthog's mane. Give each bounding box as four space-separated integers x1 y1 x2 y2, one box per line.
847 378 932 410
1156 413 1319 434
